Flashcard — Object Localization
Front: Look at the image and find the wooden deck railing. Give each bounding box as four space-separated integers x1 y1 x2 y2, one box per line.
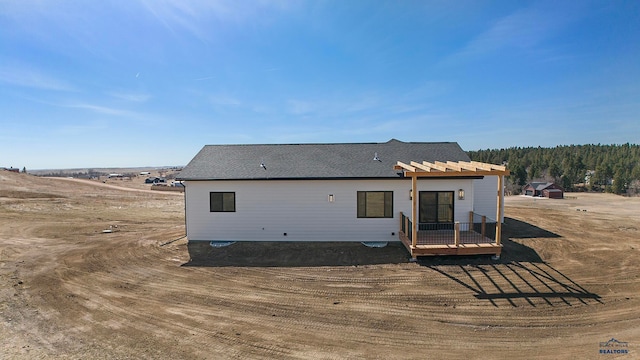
399 211 497 247
400 212 412 241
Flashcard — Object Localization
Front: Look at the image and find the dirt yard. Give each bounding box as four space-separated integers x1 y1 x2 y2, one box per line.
1 171 639 359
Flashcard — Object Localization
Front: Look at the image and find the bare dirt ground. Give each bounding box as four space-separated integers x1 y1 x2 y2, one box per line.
1 170 639 359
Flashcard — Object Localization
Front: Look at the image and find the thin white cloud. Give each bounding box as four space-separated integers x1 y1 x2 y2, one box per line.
292 86 442 119
286 99 315 115
139 0 206 40
444 3 580 64
138 0 297 41
53 101 168 127
10 96 140 120
209 94 241 107
107 91 152 103
1 2 121 61
55 120 108 135
65 103 136 117
0 64 75 91
466 9 549 53
343 94 381 113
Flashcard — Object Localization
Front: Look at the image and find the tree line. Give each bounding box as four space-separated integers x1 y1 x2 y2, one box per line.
468 144 640 195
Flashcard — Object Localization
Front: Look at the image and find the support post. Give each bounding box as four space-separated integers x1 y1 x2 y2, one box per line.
404 214 409 239
496 175 504 246
481 216 486 238
468 211 474 227
411 175 417 248
454 222 460 247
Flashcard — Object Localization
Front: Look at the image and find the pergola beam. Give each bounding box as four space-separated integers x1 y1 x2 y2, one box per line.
434 161 456 171
409 161 434 172
422 161 451 172
447 161 478 172
394 161 417 173
395 160 510 177
470 161 507 172
444 161 464 171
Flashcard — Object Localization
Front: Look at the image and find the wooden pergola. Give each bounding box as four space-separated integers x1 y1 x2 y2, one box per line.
393 161 510 258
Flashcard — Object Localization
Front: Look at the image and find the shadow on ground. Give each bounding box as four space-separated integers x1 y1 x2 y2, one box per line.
183 217 551 267
182 218 600 306
418 217 600 307
503 216 561 239
184 241 410 267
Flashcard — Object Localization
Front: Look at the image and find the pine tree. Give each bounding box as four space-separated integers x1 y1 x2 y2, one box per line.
468 143 640 195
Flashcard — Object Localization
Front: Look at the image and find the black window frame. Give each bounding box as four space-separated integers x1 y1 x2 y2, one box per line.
357 191 393 218
418 191 454 229
209 192 236 212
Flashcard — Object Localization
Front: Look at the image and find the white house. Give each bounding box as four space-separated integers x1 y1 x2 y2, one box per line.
178 139 509 259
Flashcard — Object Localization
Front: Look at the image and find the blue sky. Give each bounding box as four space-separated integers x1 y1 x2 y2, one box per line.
1 1 639 169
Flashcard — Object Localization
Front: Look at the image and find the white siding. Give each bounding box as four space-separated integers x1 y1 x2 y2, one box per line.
473 176 504 222
184 178 474 242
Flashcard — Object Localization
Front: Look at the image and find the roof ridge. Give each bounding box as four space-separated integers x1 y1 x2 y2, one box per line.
202 139 460 147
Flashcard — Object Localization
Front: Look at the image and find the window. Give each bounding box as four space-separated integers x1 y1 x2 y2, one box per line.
210 192 235 212
357 191 393 218
419 191 453 224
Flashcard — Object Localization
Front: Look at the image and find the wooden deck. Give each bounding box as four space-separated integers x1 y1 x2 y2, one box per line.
399 230 502 258
393 162 509 259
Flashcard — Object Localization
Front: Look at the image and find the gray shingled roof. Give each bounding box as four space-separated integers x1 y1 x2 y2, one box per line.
178 139 471 180
528 182 555 191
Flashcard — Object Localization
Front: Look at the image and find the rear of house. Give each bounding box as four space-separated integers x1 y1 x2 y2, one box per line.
178 139 508 259
183 177 480 243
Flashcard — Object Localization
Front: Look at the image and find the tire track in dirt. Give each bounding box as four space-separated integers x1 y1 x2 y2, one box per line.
34 247 298 358
4 173 640 359
11 230 626 357
40 240 482 352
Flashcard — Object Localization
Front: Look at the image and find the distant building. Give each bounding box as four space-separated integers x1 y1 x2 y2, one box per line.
523 182 564 199
585 170 596 185
3 167 20 173
145 177 166 184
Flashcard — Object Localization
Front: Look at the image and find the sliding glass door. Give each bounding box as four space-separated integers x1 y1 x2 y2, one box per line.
419 191 454 230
